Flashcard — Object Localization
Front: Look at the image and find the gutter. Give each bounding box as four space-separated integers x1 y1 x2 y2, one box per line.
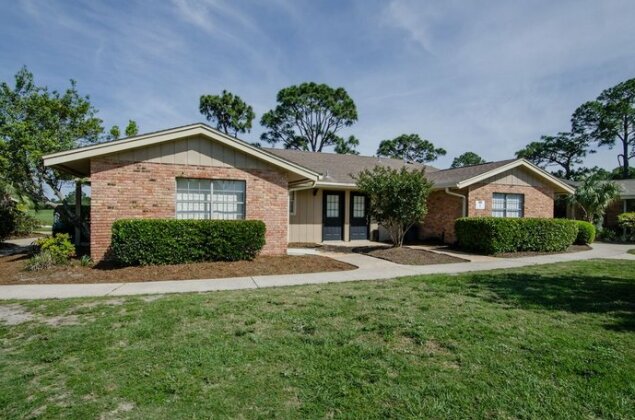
445 187 467 217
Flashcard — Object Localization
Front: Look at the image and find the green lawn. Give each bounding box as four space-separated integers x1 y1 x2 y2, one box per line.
1 260 634 418
628 249 635 255
27 209 54 227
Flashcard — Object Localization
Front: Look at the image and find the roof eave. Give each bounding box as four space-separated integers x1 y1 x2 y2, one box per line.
42 124 320 181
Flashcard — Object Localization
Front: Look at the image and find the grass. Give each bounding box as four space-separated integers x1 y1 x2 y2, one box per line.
27 209 54 227
1 259 634 418
628 249 635 255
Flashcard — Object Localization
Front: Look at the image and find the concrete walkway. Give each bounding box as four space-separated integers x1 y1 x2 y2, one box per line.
1 243 633 300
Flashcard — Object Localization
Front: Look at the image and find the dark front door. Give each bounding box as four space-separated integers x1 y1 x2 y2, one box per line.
350 193 369 240
322 191 345 241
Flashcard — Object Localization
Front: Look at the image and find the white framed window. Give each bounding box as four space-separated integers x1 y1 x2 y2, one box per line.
289 191 296 216
492 193 524 218
326 194 339 217
353 195 365 218
176 178 245 220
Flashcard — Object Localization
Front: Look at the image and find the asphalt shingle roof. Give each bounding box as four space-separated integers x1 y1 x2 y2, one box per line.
615 179 635 197
426 159 517 187
264 148 438 184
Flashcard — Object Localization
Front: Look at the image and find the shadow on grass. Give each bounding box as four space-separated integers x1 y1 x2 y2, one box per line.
468 271 635 332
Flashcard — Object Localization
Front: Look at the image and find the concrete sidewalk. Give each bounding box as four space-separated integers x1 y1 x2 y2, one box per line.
1 243 633 300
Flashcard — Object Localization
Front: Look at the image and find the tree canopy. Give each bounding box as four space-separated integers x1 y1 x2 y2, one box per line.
260 82 358 152
199 90 255 137
450 152 486 168
334 135 360 155
355 166 432 247
124 120 138 137
0 66 103 217
377 134 446 164
567 174 620 226
572 78 635 179
515 132 592 180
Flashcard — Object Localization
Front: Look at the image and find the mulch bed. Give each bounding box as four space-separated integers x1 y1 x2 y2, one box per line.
0 252 356 285
494 244 592 258
319 244 467 265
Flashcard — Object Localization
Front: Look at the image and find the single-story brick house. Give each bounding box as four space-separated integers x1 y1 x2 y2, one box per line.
605 179 635 227
43 123 574 261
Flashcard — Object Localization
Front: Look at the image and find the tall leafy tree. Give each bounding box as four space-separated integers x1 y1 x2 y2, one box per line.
109 125 121 140
515 132 592 180
451 152 486 168
377 134 446 164
124 120 139 137
572 78 635 179
199 90 255 137
334 135 360 155
0 67 103 222
260 82 358 151
355 166 432 247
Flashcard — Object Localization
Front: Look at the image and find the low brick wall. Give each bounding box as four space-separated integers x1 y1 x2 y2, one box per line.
90 158 289 261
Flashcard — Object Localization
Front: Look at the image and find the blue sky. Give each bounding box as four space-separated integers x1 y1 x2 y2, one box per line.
2 0 635 170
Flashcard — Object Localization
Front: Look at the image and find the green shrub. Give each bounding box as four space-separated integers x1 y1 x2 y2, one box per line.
618 212 635 241
14 211 40 236
0 196 18 242
34 233 76 264
25 250 55 271
455 217 578 254
573 221 596 244
111 219 267 266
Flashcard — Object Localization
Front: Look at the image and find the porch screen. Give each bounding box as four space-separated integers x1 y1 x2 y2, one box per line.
176 178 245 220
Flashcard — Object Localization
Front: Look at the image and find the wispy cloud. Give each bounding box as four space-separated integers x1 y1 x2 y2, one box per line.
4 0 635 170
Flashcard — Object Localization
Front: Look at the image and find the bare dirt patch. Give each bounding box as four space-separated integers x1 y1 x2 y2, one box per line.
0 253 356 285
0 304 35 325
320 244 467 265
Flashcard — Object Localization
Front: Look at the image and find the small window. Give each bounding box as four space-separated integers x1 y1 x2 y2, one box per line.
326 194 339 217
626 199 635 212
176 178 245 220
289 191 296 216
492 193 524 218
353 196 365 218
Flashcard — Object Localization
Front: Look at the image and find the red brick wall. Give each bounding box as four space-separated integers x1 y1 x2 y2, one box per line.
90 158 289 261
420 183 555 244
420 190 464 242
467 183 554 218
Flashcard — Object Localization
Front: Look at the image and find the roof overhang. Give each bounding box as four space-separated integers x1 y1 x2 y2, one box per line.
43 123 321 181
434 159 575 194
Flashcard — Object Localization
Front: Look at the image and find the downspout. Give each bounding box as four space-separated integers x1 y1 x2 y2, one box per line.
445 187 467 217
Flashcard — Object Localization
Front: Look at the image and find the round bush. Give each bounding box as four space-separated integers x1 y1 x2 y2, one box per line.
574 221 595 244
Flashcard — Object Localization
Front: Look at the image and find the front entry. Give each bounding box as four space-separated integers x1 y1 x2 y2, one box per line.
322 191 345 241
349 193 369 240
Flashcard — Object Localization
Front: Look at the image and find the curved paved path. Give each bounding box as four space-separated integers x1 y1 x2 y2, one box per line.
1 243 633 300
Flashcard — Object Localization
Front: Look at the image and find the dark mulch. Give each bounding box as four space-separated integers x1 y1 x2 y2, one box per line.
319 244 467 265
0 252 356 285
494 244 592 258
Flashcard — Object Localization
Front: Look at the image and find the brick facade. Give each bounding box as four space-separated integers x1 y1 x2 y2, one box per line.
421 182 555 244
90 158 289 261
420 190 464 242
466 183 554 218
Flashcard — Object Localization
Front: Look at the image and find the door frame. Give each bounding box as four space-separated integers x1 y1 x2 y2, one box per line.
349 192 369 240
322 190 345 241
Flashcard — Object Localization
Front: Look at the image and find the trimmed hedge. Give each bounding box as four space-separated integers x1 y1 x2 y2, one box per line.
111 219 266 266
455 217 578 254
573 221 595 245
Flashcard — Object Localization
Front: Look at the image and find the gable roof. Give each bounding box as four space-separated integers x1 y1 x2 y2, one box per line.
264 148 437 186
428 158 575 193
42 123 320 180
43 123 574 194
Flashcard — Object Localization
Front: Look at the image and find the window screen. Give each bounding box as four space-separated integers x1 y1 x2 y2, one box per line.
492 193 524 218
176 178 245 220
